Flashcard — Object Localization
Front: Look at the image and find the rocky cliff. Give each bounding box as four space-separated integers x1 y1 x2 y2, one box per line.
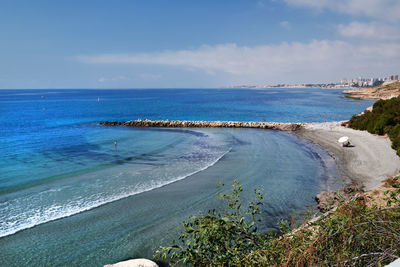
343 81 400 100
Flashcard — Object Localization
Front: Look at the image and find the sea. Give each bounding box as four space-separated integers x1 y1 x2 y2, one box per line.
0 88 374 266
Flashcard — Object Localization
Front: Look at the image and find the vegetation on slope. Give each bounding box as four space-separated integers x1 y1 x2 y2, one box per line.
348 96 400 156
155 179 400 266
344 81 400 99
369 81 400 98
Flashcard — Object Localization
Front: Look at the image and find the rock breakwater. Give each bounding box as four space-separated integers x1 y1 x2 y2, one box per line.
99 119 304 131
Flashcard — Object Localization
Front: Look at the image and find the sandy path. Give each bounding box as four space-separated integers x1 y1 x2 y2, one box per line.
295 122 400 190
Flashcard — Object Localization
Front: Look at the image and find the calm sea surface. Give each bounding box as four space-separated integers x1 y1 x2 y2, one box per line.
0 88 374 266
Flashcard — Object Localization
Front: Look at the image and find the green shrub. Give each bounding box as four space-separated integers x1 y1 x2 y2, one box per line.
250 197 400 266
155 181 400 266
155 180 265 266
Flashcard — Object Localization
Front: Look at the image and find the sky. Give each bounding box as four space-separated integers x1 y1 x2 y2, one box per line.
0 0 399 88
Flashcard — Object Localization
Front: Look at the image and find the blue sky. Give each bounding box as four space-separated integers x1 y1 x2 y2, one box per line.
1 0 399 88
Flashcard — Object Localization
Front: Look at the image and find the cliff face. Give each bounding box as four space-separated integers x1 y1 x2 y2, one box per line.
343 81 400 100
100 119 304 131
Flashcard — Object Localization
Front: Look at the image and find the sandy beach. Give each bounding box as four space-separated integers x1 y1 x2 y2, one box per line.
296 122 400 190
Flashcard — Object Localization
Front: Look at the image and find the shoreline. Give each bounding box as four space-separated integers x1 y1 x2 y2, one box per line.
295 122 400 191
100 119 400 191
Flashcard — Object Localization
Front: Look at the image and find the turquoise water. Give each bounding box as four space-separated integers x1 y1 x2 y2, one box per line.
0 89 374 266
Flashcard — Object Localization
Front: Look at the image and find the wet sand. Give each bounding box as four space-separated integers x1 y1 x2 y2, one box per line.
296 122 400 190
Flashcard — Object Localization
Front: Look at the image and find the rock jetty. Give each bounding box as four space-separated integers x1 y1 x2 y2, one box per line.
99 119 305 131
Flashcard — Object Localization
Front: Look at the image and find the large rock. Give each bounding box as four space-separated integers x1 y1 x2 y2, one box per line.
315 191 334 212
315 184 363 212
104 258 158 267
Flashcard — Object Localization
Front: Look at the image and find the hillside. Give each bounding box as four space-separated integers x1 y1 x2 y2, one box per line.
156 177 400 266
343 81 400 99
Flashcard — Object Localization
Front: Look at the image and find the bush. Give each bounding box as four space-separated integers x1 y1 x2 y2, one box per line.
155 181 265 266
248 195 400 266
155 181 400 266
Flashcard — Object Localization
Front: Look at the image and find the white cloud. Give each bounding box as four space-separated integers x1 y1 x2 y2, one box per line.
280 21 291 30
97 75 129 83
338 21 400 40
284 0 330 10
78 41 400 84
284 0 400 21
139 73 161 80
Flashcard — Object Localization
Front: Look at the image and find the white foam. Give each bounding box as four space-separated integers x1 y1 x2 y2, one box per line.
0 146 231 238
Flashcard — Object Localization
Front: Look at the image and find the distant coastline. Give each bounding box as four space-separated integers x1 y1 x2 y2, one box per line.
220 76 399 90
219 84 349 89
343 81 400 99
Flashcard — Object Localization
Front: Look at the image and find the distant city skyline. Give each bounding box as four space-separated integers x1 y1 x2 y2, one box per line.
1 0 400 89
341 74 399 87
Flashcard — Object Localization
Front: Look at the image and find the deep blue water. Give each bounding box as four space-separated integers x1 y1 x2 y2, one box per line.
0 88 374 266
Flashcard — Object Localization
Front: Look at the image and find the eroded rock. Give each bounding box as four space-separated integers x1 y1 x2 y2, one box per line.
315 184 363 212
